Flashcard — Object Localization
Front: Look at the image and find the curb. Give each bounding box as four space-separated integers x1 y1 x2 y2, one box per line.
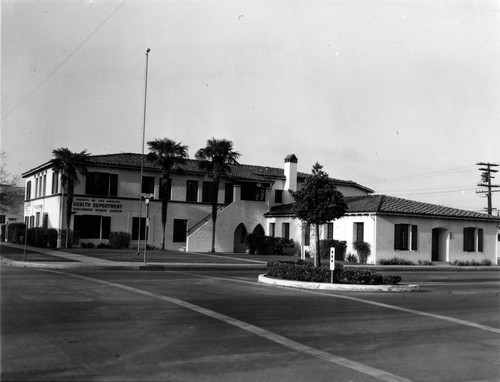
258 274 421 292
0 259 267 271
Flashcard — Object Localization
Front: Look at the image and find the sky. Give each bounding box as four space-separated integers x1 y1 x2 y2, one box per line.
2 0 499 213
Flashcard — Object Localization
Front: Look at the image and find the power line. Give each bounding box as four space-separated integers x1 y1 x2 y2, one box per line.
365 165 474 184
1 0 128 121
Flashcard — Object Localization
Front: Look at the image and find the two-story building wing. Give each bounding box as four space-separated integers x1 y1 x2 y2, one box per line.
22 153 372 252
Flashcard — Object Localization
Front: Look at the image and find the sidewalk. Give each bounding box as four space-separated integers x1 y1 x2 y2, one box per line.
1 242 499 272
0 242 268 271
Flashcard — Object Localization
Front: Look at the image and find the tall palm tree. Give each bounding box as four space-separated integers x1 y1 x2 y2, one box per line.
146 138 189 250
195 138 240 253
51 147 90 248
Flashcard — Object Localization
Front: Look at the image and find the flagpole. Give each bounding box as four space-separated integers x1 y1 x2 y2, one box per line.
137 48 150 258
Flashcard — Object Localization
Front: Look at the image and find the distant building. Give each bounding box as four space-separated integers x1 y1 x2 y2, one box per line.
22 153 500 264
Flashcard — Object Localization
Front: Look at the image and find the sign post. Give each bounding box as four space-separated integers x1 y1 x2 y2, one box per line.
330 247 335 283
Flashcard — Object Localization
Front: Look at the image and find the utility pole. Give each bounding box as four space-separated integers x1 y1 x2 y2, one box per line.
476 162 500 215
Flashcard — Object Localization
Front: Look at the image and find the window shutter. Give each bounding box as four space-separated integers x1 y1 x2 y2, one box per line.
463 227 468 251
394 224 401 250
478 228 483 252
411 225 418 251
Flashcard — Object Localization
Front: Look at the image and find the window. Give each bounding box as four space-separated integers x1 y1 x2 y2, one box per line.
0 215 5 224
132 217 146 241
394 224 418 250
275 190 283 204
52 171 59 194
42 174 47 197
282 222 290 240
463 227 483 252
202 181 213 203
29 215 34 228
354 222 364 242
269 223 275 237
241 182 266 201
85 172 118 196
224 183 234 204
142 176 155 195
74 215 111 239
327 223 334 240
42 214 49 229
186 180 198 202
35 212 40 227
173 219 187 242
304 224 310 246
26 181 32 200
35 178 39 198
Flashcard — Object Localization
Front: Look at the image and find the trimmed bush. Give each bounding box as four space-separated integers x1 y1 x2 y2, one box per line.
453 259 492 266
7 223 26 244
378 257 414 265
109 231 131 249
81 242 95 249
245 234 294 256
25 228 58 248
266 260 401 285
320 240 347 260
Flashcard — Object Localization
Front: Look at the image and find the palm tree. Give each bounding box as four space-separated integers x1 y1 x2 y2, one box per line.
146 138 189 250
195 138 240 253
51 147 90 248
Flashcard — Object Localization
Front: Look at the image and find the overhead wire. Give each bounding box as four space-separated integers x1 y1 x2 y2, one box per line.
1 0 128 121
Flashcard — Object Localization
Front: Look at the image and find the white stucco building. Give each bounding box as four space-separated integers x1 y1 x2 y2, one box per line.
22 152 500 264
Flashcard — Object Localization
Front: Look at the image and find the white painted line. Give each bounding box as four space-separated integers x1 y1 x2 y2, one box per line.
44 269 411 382
191 252 267 264
186 273 500 335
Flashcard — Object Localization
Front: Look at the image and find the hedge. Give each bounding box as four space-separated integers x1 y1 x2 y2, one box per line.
7 223 26 244
266 260 402 285
109 231 131 249
245 234 295 256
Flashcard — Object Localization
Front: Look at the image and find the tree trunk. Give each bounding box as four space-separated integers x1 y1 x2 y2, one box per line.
161 198 167 250
66 189 73 248
315 223 321 267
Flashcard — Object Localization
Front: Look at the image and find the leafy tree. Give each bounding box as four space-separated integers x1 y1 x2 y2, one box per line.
0 152 24 216
292 162 347 267
195 138 240 252
146 138 189 250
51 148 90 247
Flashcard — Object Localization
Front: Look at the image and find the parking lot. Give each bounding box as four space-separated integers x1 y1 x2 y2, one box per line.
2 263 499 382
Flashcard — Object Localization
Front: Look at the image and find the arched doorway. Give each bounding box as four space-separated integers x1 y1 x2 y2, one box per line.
233 223 247 253
253 224 265 237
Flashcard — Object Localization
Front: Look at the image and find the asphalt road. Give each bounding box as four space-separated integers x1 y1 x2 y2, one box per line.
2 266 499 382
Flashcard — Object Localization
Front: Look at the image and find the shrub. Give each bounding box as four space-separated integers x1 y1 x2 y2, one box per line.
81 242 95 249
378 257 414 265
346 253 358 263
7 223 26 244
453 259 492 266
25 228 58 248
353 241 371 264
266 260 401 285
97 242 112 249
60 229 79 247
245 234 294 256
109 231 131 249
320 240 347 260
417 260 433 265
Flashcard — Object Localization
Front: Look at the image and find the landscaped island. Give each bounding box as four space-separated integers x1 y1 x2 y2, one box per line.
267 260 402 285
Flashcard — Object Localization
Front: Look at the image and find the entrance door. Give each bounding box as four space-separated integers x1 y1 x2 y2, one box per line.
431 229 440 261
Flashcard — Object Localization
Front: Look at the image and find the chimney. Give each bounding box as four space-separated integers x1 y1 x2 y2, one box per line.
284 154 298 193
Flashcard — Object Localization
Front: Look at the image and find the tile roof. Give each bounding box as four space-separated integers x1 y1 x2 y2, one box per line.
345 194 500 222
265 194 500 222
35 152 370 189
